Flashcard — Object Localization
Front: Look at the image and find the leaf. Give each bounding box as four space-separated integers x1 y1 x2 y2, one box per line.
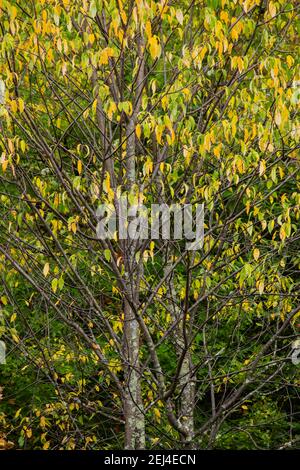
287 55 294 68
0 438 14 450
11 6 17 21
135 123 142 139
88 33 95 45
148 36 161 60
10 313 17 323
253 248 260 261
51 278 58 293
99 47 114 66
11 332 20 343
258 280 264 295
275 110 281 126
268 1 276 18
154 408 161 422
15 408 22 418
103 172 111 193
268 219 274 234
18 98 24 113
145 20 152 39
89 0 97 18
70 221 77 233
58 277 64 290
40 416 46 428
176 9 184 25
104 249 111 262
279 225 286 241
259 159 266 176
43 263 50 277
10 100 18 113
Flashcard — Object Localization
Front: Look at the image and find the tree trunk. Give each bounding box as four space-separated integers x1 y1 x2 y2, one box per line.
122 113 145 448
178 348 195 448
123 296 145 449
165 261 196 447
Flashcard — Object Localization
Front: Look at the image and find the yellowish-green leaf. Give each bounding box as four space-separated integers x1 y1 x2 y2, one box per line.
43 263 50 277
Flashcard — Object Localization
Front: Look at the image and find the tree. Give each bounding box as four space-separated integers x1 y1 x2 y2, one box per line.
0 0 299 450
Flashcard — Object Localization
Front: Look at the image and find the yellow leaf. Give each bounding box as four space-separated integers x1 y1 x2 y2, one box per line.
83 108 89 119
77 159 82 175
88 33 95 45
46 48 54 63
12 333 20 343
0 438 14 450
155 124 164 145
18 98 24 113
286 55 294 68
236 157 244 173
43 441 50 450
148 36 161 60
103 171 111 193
1 157 8 172
43 263 50 277
253 248 260 261
203 134 211 152
182 88 191 99
272 64 279 77
258 280 264 295
213 143 222 158
71 222 77 233
199 45 207 61
237 57 244 73
51 278 58 293
10 313 17 323
154 408 161 422
107 101 117 120
259 159 266 176
11 6 17 21
135 123 142 139
99 47 114 65
220 10 229 24
176 9 184 25
275 110 281 126
10 100 18 113
40 416 46 428
161 95 169 111
279 225 286 241
269 1 276 18
145 20 152 39
120 9 127 24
